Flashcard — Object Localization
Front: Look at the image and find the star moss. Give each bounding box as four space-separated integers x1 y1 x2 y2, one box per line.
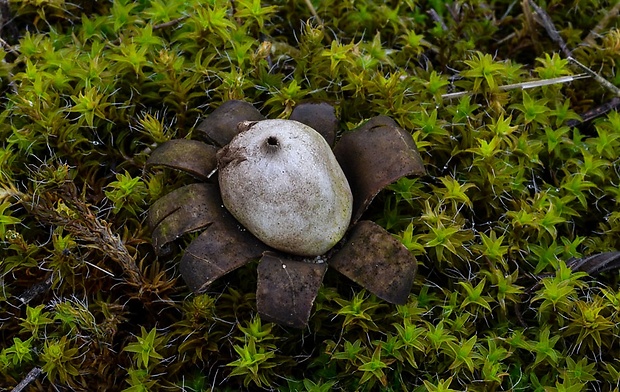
1 0 620 390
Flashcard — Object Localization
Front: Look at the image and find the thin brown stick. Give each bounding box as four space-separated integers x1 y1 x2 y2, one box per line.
427 8 448 31
152 15 189 31
528 0 571 57
0 36 17 54
569 56 620 97
302 0 323 26
12 367 42 392
566 97 620 127
584 2 620 46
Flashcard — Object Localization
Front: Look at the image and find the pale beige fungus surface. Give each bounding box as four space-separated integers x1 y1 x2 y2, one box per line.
218 119 353 256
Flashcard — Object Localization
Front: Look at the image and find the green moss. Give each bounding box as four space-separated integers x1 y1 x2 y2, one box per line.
1 0 620 390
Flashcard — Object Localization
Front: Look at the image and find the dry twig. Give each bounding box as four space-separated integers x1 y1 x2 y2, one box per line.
528 0 571 57
11 181 145 287
12 367 42 392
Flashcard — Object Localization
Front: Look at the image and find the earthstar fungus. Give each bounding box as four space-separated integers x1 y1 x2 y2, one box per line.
146 100 425 328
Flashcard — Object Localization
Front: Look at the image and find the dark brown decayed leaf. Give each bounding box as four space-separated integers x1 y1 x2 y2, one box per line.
333 116 425 223
290 101 338 147
195 100 265 147
145 139 218 180
256 252 328 328
180 218 270 293
149 183 224 254
567 251 620 275
328 220 417 304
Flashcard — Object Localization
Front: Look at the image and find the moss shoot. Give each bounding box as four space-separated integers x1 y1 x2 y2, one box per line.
1 0 620 390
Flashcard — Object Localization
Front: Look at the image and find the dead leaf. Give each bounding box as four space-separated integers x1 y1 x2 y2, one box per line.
290 101 338 147
145 139 218 180
149 183 224 254
256 252 327 328
328 220 416 304
195 100 265 147
180 218 270 292
333 116 425 223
